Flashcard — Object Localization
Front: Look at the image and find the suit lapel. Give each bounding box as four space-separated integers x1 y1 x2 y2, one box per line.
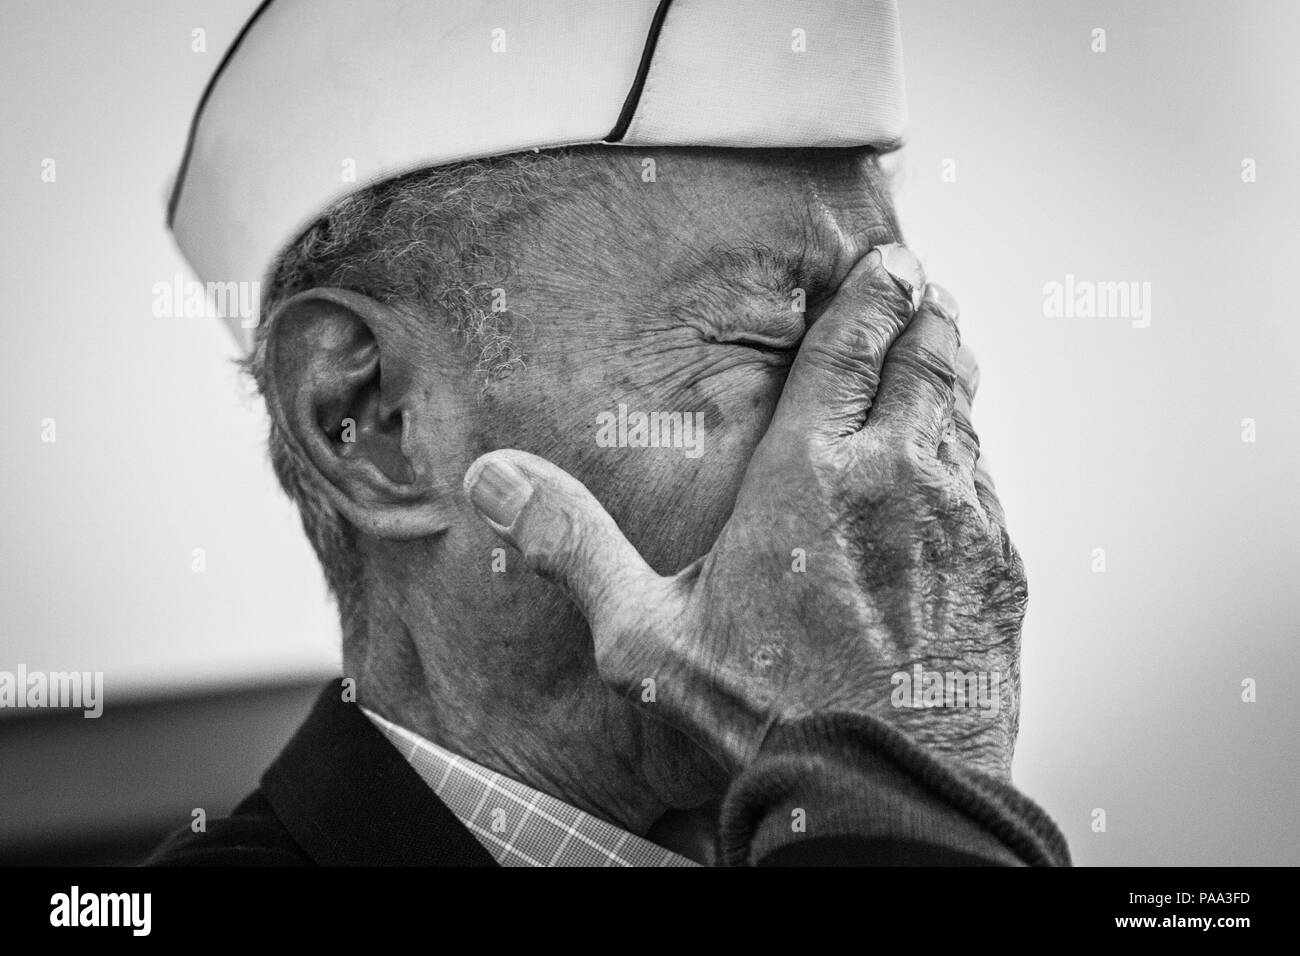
260 681 497 866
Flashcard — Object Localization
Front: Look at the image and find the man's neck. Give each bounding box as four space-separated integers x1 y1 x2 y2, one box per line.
345 606 717 861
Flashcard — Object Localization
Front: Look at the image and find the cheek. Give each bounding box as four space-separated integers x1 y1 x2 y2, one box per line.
475 330 792 573
581 445 757 575
582 352 791 574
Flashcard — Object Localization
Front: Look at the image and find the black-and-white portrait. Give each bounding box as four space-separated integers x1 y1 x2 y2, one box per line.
1 0 1293 923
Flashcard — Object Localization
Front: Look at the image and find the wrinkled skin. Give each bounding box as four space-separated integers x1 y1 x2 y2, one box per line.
467 252 1026 785
271 146 1024 853
348 148 908 828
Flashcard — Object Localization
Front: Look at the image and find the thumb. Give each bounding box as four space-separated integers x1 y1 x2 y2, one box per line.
463 449 661 636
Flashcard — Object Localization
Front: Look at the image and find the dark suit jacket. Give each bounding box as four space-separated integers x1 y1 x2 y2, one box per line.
146 682 1070 866
148 682 494 866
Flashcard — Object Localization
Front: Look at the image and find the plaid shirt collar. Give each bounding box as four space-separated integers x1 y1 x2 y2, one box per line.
362 708 699 867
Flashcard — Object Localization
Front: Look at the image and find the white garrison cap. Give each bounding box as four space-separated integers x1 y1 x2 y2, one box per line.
168 0 906 350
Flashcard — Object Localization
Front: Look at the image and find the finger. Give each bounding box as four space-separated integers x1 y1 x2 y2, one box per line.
463 450 661 637
974 451 1007 530
948 331 1005 528
944 340 980 473
766 242 924 441
956 339 980 404
924 287 980 474
868 281 961 445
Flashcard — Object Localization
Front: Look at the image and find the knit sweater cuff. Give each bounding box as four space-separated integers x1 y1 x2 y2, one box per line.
718 711 1072 867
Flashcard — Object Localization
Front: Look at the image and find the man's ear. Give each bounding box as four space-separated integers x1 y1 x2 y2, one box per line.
262 287 457 540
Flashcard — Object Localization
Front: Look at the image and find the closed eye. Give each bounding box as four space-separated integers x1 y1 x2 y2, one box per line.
664 238 839 361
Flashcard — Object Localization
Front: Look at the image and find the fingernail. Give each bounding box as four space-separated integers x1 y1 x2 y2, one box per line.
467 458 533 528
876 242 925 313
924 283 960 322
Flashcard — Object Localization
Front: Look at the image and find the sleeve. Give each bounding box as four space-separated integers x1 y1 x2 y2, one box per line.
141 791 313 867
718 712 1072 867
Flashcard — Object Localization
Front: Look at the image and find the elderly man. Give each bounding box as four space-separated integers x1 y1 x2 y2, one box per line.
149 0 1069 866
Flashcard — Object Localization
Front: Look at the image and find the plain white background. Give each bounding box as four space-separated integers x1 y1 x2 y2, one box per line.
2 0 1296 864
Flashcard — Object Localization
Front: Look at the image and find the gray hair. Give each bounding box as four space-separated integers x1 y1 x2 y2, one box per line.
244 149 575 633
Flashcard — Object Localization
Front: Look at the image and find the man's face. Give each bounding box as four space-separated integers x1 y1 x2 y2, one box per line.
465 147 900 576
392 147 899 805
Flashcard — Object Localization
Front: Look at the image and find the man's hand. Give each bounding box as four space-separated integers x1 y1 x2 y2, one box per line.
463 244 1026 782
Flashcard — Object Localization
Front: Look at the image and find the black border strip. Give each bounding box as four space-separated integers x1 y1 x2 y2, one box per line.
605 0 674 142
166 0 278 228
